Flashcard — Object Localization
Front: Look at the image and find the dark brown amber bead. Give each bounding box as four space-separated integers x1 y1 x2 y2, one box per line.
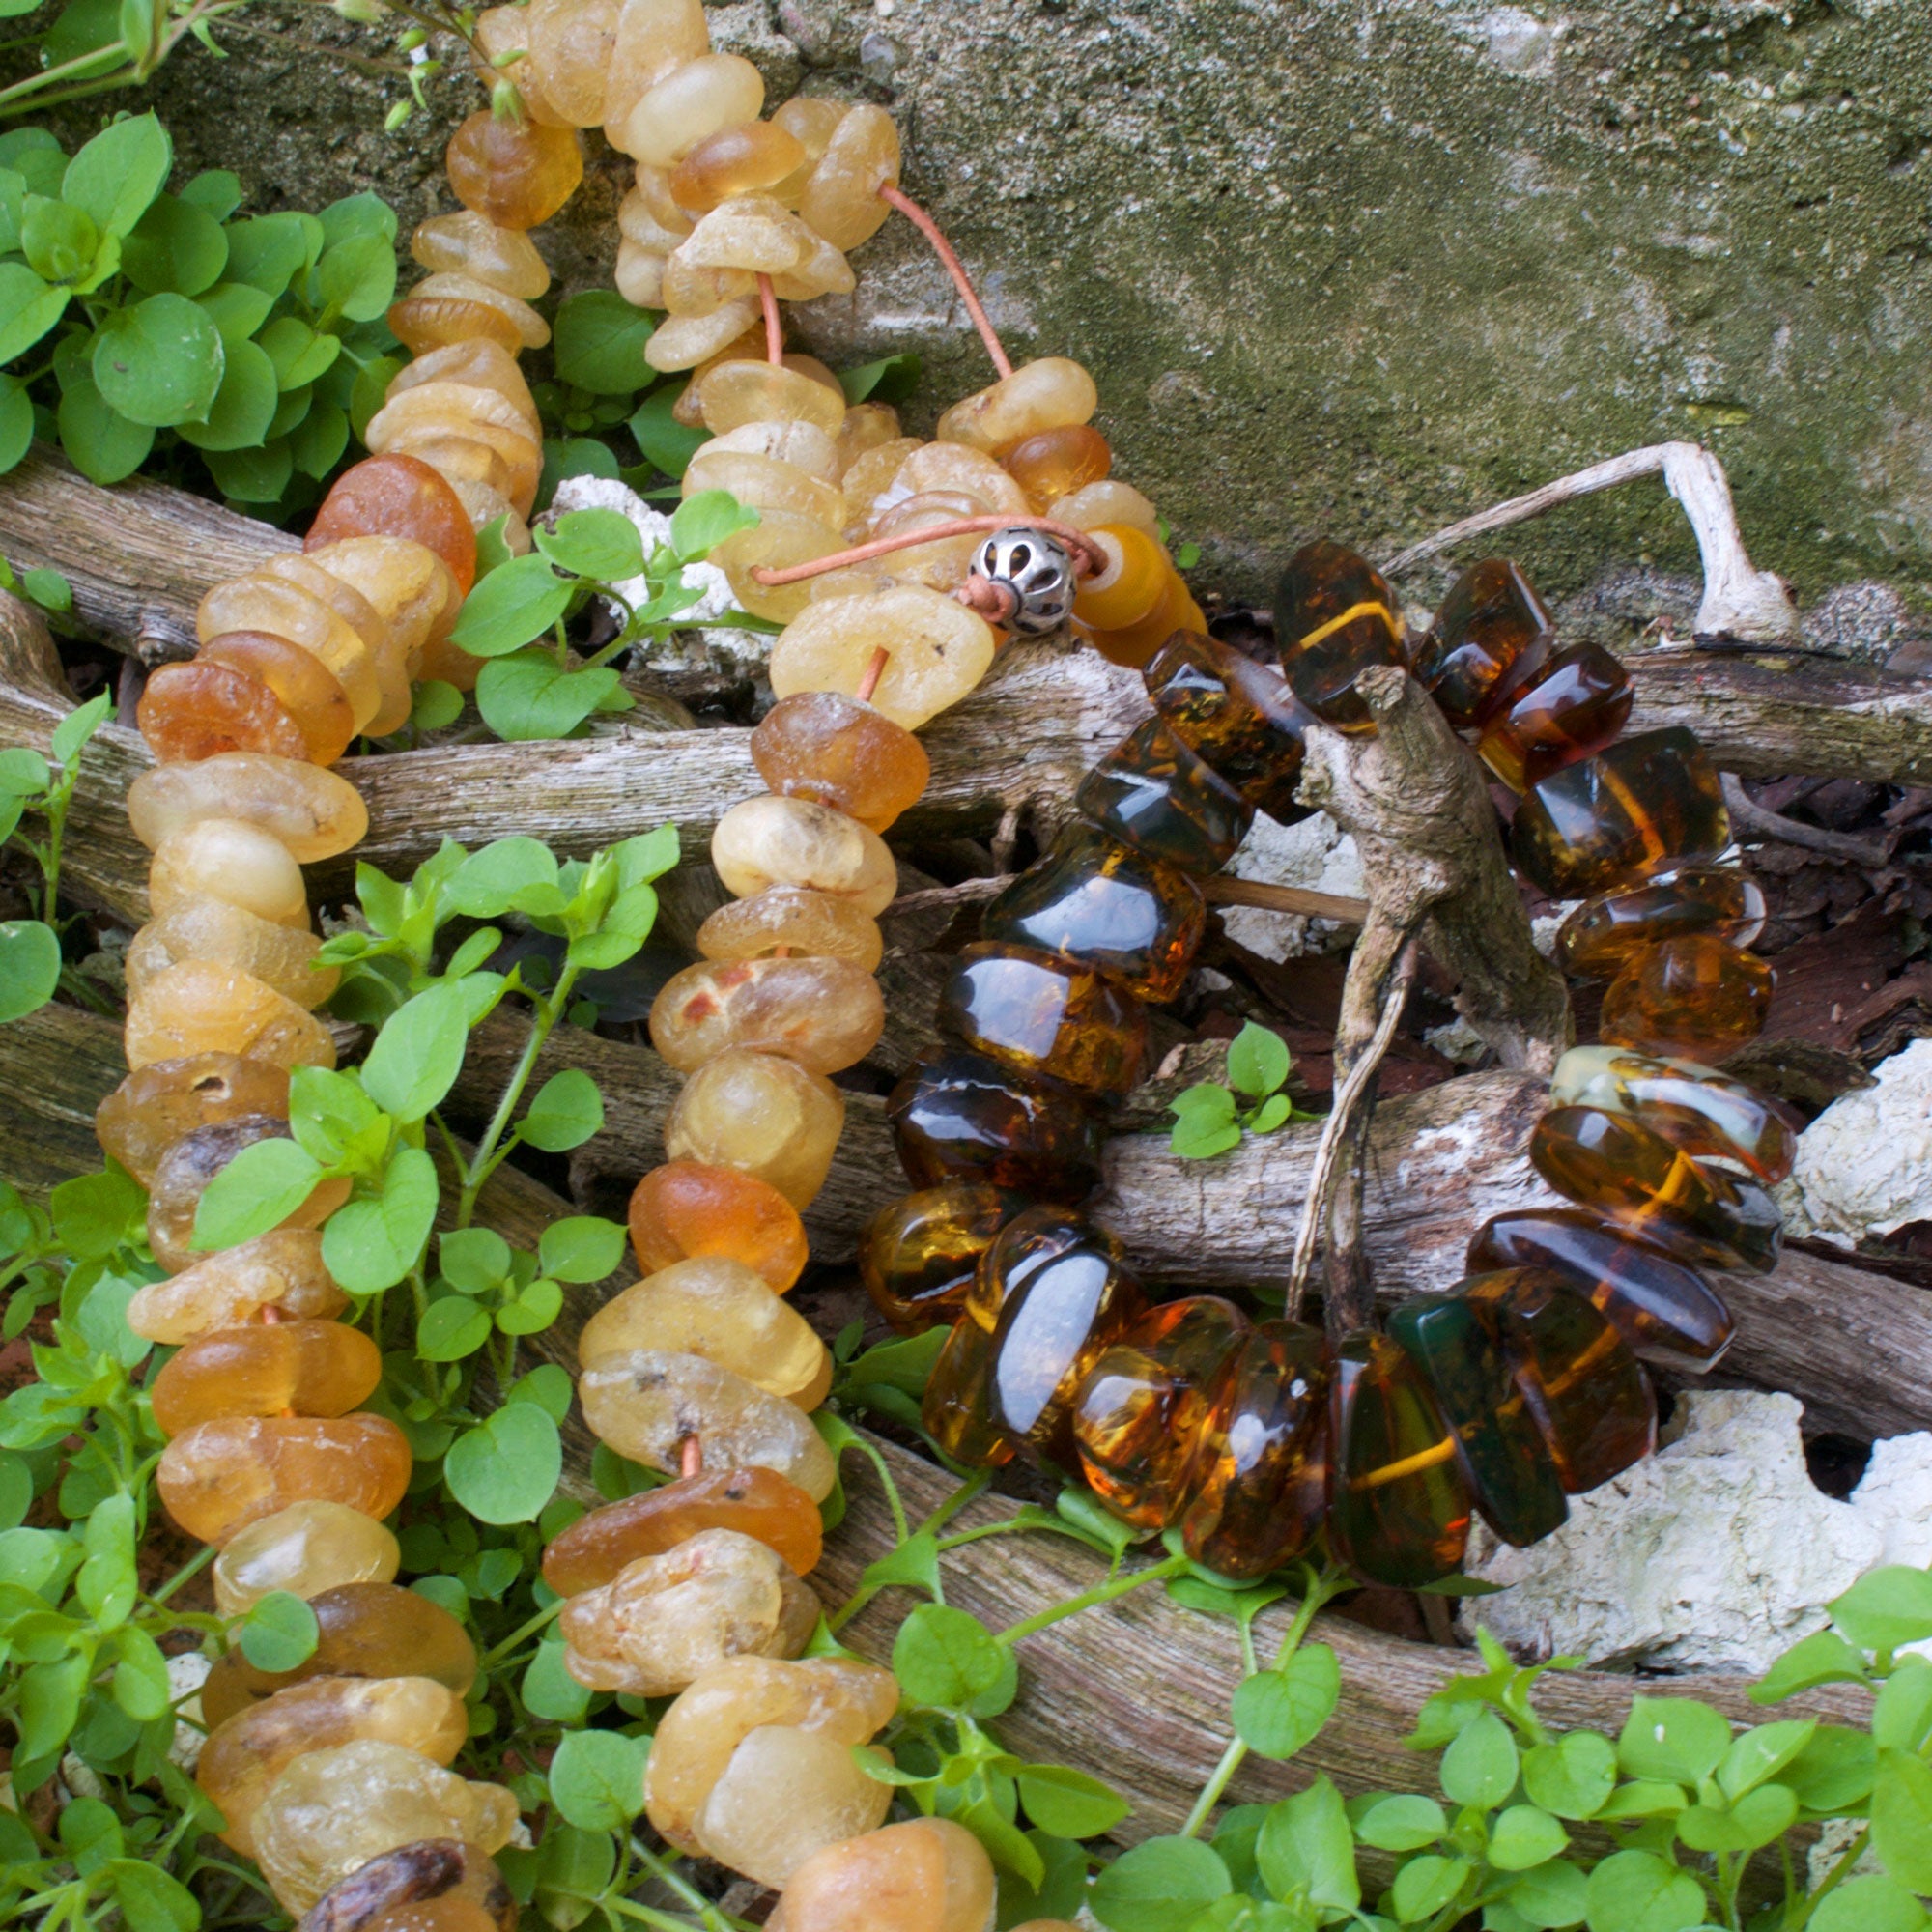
921 1317 1014 1468
1413 557 1555 730
965 1204 1126 1333
300 1839 517 1932
1466 1208 1734 1372
1529 1104 1782 1274
980 823 1205 1004
859 1183 1029 1333
1477 643 1634 793
1272 540 1406 733
1142 630 1315 822
1599 934 1773 1063
1075 717 1253 874
887 1050 1105 1203
1555 865 1766 981
1071 1296 1249 1529
937 943 1150 1099
1388 1291 1567 1547
1550 1045 1794 1183
1464 1269 1658 1494
1512 728 1729 899
1178 1321 1329 1581
1325 1332 1471 1589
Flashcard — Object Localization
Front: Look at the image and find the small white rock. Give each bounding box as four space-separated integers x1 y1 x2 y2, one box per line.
168 1651 213 1772
1776 1038 1932 1245
1221 810 1365 961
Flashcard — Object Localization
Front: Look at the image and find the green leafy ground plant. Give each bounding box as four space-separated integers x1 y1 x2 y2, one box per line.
1169 1020 1316 1159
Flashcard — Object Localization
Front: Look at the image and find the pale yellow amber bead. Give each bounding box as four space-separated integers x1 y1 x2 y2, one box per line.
197 576 382 734
772 97 846 163
126 1229 348 1344
704 418 841 483
385 338 539 436
833 403 903 476
796 105 899 250
646 298 764 372
305 536 465 735
615 240 669 309
150 819 309 932
366 385 543 519
602 0 711 143
838 437 923 534
673 121 810 212
410 212 550 300
712 795 897 915
700 361 847 436
127 899 338 1009
128 755 367 864
213 1500 402 1616
661 252 756 319
696 1725 894 1888
125 960 336 1071
696 887 884 972
768 233 854 301
1052 477 1162 535
892 440 1030 515
526 0 623 127
711 512 845 624
578 1256 833 1406
936 356 1099 452
767 582 996 731
473 5 573 125
769 1819 998 1932
664 1047 847 1208
404 272 550 349
677 195 813 274
617 183 692 254
682 448 844 527
253 554 387 668
632 162 698 236
612 53 765 168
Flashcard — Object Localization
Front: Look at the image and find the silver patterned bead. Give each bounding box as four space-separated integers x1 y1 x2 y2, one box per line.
970 526 1077 637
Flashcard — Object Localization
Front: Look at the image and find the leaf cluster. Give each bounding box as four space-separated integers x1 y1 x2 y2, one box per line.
1169 1021 1309 1160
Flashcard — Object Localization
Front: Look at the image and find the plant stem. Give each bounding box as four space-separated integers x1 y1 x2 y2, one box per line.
996 1550 1189 1648
478 1596 564 1667
457 968 578 1227
148 1543 215 1607
626 1838 741 1932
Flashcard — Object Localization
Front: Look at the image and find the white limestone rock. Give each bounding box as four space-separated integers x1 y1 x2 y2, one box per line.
1220 810 1365 961
1776 1038 1932 1246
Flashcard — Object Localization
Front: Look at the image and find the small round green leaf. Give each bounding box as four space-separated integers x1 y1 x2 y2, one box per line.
548 1727 648 1831
444 1401 561 1524
553 289 655 394
0 921 61 1023
58 375 153 485
1231 1641 1340 1759
1439 1709 1520 1810
1489 1804 1569 1871
521 1069 605 1152
238 1590 321 1672
417 1295 493 1363
1091 1836 1232 1932
176 336 278 451
121 191 228 296
94 293 223 427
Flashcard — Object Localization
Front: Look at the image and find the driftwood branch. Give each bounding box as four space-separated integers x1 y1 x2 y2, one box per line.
1720 773 1890 870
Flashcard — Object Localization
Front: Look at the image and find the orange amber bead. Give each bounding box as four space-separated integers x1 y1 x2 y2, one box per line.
750 692 930 833
1091 573 1208 674
1550 1044 1793 1182
1599 933 1773 1063
150 1321 382 1437
1412 556 1553 730
937 942 1150 1098
858 1183 1027 1333
138 662 310 765
1072 525 1171 633
307 455 478 598
1477 642 1634 793
95 1052 291 1184
295 1839 516 1932
1555 864 1766 980
1000 424 1111 512
157 1413 412 1544
628 1160 809 1293
1273 540 1406 732
696 887 883 974
444 111 583 230
385 295 527 359
920 1317 1013 1468
197 633 357 767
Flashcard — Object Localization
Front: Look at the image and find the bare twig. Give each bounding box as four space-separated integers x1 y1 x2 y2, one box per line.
1203 875 1370 924
1719 773 1890 869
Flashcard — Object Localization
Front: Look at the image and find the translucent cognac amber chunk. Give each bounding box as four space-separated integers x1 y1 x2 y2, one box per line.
138 661 310 765
981 823 1206 1004
307 453 479 597
1550 1045 1794 1182
887 1049 1105 1202
96 1052 290 1184
771 1818 997 1932
1071 1296 1248 1528
150 1320 382 1437
1272 540 1406 732
543 1466 825 1596
920 1318 1013 1468
1325 1332 1471 1589
1555 864 1766 980
664 1049 846 1208
1075 716 1254 875
650 955 884 1076
157 1413 412 1545
126 1229 346 1345
1512 728 1729 899
197 632 356 767
629 1160 809 1293
750 691 930 833
1388 1289 1567 1548
212 1500 400 1617
1178 1321 1329 1582
298 1839 516 1932
1000 424 1111 512
938 942 1151 1099
858 1183 1028 1333
444 110 582 229
1412 557 1553 730
1599 933 1774 1063
1477 642 1633 792
147 1116 348 1273
1464 1268 1658 1493
1529 1104 1782 1273
696 886 883 974
1142 629 1315 822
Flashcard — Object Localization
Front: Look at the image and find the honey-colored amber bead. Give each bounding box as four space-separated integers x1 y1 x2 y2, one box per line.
524 0 623 126
307 453 479 598
1550 1044 1793 1183
770 1818 996 1932
1555 864 1766 980
385 336 541 435
1178 1321 1329 1582
938 942 1150 1098
712 795 897 917
1072 525 1173 633
1090 572 1208 673
1529 1104 1782 1273
920 1317 1014 1467
629 1160 808 1293
366 390 543 526
96 1052 290 1184
150 817 308 932
1075 716 1253 874
298 1839 516 1932
1512 728 1729 899
982 823 1205 1004
444 110 582 229
1464 1268 1657 1492
411 209 551 300
1469 1208 1734 1374
889 440 1029 514
645 298 765 373
127 898 339 1010
1000 423 1111 512
696 885 884 974
650 955 884 1076
1143 629 1315 822
888 1049 1104 1202
307 536 464 736
158 1412 412 1545
127 1229 346 1345
1412 557 1554 730
1478 642 1634 793
675 195 814 284
710 510 848 624
1072 1296 1248 1528
473 3 572 125
838 435 923 530
664 1048 846 1208
612 52 766 167
1388 1289 1568 1547
138 661 312 766
936 357 1097 453
544 1466 824 1596
148 1117 348 1272
197 632 357 766
196 575 382 732
795 103 899 250
750 691 930 833
129 754 367 865
696 1724 894 1888
1272 540 1406 732
1325 1332 1471 1589
384 294 526 359
1599 933 1773 1063
125 960 336 1071
698 360 847 437
858 1183 1027 1333
671 121 809 213
601 0 710 142
151 1320 381 1437
213 1500 400 1617
1055 478 1160 535
771 96 846 163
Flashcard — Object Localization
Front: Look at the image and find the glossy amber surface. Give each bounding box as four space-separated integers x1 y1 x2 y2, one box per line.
306 454 478 597
1512 728 1729 899
1477 642 1634 792
1074 717 1254 875
95 1052 291 1184
126 1229 346 1345
980 823 1205 1004
750 691 930 832
920 1318 1014 1468
1555 865 1767 980
444 110 583 228
663 1048 845 1209
857 1183 1028 1332
212 1500 400 1617
1142 629 1315 822
887 1049 1105 1202
937 942 1150 1099
696 887 883 974
1550 1045 1794 1182
299 1839 516 1932
148 1117 348 1274
150 1321 381 1436
1599 934 1774 1063
157 1413 412 1545
628 1160 809 1293
1001 424 1111 512
197 632 356 767
138 662 311 765
1272 540 1406 732
1412 557 1554 730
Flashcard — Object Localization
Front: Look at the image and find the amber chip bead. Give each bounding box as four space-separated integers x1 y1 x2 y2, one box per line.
213 1500 401 1618
628 1160 809 1294
664 1048 846 1209
157 1412 412 1545
1072 1296 1248 1528
696 886 883 974
1512 728 1729 899
1075 716 1254 875
858 1182 1028 1333
1599 933 1773 1063
444 110 583 229
1412 557 1554 730
198 632 357 767
307 454 478 597
1272 540 1406 732
938 942 1150 1099
887 1049 1105 1203
921 1317 1014 1469
1556 864 1766 980
96 1051 291 1184
139 661 310 765
1478 642 1634 792
126 1229 347 1344
127 960 337 1071
1001 423 1111 512
1550 1045 1794 1183
151 1321 382 1437
1142 629 1315 822
750 691 931 833
299 1839 517 1932
981 823 1206 1004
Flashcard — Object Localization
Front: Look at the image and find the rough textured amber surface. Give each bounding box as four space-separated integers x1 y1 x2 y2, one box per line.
1001 424 1111 512
770 1818 997 1932
981 823 1205 1004
664 1048 845 1208
1550 1045 1794 1182
158 1413 412 1545
1477 642 1634 792
712 511 848 623
1599 933 1774 1062
750 692 930 833
1513 727 1730 899
412 208 552 298
1325 1332 1471 1589
796 103 900 250
213 1500 401 1617
299 1840 516 1932
920 1317 1014 1468
1529 1104 1782 1273
1556 865 1767 980
1076 716 1254 875
698 361 847 436
888 1049 1105 1202
629 1160 809 1293
127 1229 346 1344
127 898 339 1010
696 886 883 973
650 955 884 1076
195 575 381 730
694 1723 894 1888
197 632 356 766
1179 1321 1329 1581
1412 557 1554 730
147 1117 348 1273
544 1466 824 1596
151 1321 381 1436
307 454 479 597
149 816 309 932
130 754 367 864
712 795 897 917
1143 630 1314 822
96 1052 290 1183
938 943 1150 1099
859 1183 1027 1333
126 960 337 1071
1072 1297 1248 1528
1273 541 1406 731
139 661 312 765
444 110 582 229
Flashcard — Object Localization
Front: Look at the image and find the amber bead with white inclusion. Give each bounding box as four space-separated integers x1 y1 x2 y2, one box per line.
751 691 930 833
1556 865 1766 980
444 110 582 229
1075 716 1254 875
664 1048 845 1208
127 898 338 1010
149 818 308 932
1071 1296 1249 1528
1549 1044 1793 1182
151 1321 382 1437
713 795 897 916
700 360 847 436
650 955 884 1076
95 1052 290 1183
147 1117 350 1274
628 1160 809 1293
1477 642 1634 792
770 1818 997 1932
157 1413 412 1545
1143 629 1315 823
138 662 311 766
695 1723 895 1889
296 1839 516 1932
796 104 900 250
543 1466 824 1596
213 1500 401 1617
1599 933 1773 1063
307 446 480 601
937 357 1098 453
129 755 367 864
196 632 356 766
920 1318 1014 1468
938 942 1150 1099
696 886 883 974
127 1229 346 1345
1000 424 1111 512
1272 540 1406 732
1411 556 1553 731
859 1183 1027 1333
126 960 336 1071
888 1049 1105 1203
